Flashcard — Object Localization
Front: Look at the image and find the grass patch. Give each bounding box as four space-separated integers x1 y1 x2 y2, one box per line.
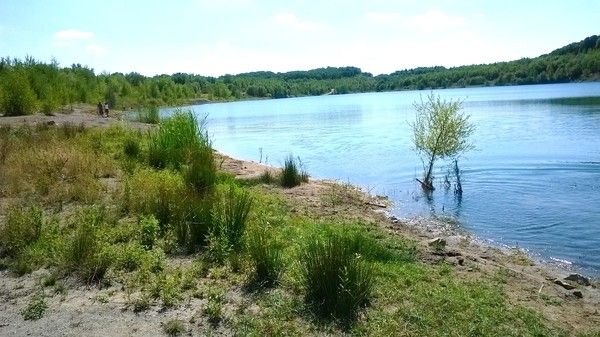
300 230 374 324
246 224 283 287
210 184 253 255
0 204 43 258
163 319 186 336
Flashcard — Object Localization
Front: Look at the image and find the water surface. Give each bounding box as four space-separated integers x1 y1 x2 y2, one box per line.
171 83 600 275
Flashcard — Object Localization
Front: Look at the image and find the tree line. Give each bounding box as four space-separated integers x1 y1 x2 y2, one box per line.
1 35 598 116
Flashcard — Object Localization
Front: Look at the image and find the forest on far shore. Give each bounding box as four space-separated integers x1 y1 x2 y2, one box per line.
1 35 599 115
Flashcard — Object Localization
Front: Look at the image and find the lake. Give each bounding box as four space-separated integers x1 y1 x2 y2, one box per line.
171 82 600 275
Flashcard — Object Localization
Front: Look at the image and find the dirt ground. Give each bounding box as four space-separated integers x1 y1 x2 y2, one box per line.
0 109 598 336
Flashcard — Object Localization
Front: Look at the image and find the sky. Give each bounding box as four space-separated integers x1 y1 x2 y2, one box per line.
0 0 598 77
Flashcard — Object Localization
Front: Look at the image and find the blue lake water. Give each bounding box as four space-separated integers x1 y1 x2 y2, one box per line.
170 83 600 275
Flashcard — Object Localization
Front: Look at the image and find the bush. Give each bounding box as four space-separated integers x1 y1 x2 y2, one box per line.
0 70 37 116
21 293 47 321
163 319 186 336
300 231 374 323
281 155 309 188
0 205 43 257
247 225 282 287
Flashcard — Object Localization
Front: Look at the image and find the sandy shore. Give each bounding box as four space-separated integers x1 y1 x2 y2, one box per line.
1 108 598 335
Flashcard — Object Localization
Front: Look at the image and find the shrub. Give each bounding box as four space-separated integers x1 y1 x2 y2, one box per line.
281 155 309 188
300 231 374 323
211 184 253 254
0 70 37 116
0 205 43 257
247 225 282 287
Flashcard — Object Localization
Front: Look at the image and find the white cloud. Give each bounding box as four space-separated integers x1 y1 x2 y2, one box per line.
406 10 465 33
365 12 400 25
86 43 106 56
53 29 94 47
274 12 329 32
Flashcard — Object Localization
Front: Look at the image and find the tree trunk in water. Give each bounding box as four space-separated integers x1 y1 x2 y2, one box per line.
417 156 435 191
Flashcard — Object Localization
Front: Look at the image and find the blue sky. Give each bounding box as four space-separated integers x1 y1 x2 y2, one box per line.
0 0 598 76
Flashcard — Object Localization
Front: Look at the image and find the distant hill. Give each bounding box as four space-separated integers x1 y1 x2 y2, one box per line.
1 35 598 114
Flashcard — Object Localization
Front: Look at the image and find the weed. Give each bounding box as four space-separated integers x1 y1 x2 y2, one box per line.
205 286 225 324
163 319 186 336
21 293 47 321
41 273 57 287
300 231 374 323
259 170 276 184
281 155 308 188
139 215 160 250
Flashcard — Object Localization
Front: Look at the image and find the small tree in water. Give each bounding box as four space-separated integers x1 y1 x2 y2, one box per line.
411 94 474 191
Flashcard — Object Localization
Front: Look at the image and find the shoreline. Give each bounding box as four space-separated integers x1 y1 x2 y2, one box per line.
1 109 599 333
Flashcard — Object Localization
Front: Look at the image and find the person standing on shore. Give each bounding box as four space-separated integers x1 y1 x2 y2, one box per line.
97 102 103 116
103 102 109 118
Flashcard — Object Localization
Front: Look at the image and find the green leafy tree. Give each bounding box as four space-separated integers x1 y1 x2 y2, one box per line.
0 70 37 116
411 94 475 191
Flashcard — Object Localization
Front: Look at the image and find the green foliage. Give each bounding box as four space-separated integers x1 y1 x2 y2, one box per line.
139 215 160 250
412 93 474 189
281 155 308 188
247 224 283 287
300 231 374 323
0 69 37 116
0 205 44 257
21 293 47 321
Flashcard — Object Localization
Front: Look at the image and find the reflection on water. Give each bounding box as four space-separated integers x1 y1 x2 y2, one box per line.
168 82 600 275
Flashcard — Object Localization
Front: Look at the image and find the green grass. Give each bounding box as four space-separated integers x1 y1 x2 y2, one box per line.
246 224 283 287
300 230 375 324
210 184 253 255
163 319 186 336
0 204 43 258
137 106 160 124
281 155 309 188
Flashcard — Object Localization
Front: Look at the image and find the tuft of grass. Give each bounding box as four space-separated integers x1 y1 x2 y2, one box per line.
184 145 217 196
281 155 308 188
163 319 186 336
137 106 160 124
148 110 208 170
210 184 253 255
247 225 282 287
205 286 225 324
65 206 112 282
123 137 141 159
0 204 43 258
21 293 48 321
300 231 374 324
